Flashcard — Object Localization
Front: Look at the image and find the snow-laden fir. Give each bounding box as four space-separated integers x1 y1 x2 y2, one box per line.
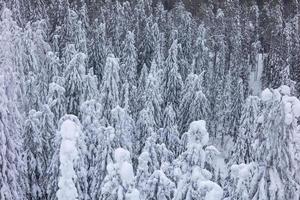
1 0 300 199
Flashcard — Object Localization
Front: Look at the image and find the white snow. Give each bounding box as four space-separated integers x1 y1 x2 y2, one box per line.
198 180 223 200
282 95 300 124
113 148 135 186
114 148 131 164
188 120 209 146
261 88 273 102
230 162 256 179
293 101 300 118
125 189 140 200
278 85 291 96
60 120 80 140
119 161 135 185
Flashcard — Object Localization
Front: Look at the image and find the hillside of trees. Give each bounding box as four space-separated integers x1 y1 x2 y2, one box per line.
1 0 300 199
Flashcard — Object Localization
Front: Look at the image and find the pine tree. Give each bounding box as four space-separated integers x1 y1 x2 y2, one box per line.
24 105 56 200
47 82 66 124
136 152 151 199
230 96 261 164
162 39 183 109
82 68 99 101
144 61 163 128
56 118 80 200
64 52 86 116
159 104 181 156
47 115 88 200
225 162 258 200
89 21 107 85
100 148 140 200
180 72 209 133
250 87 300 200
100 53 120 121
110 106 135 153
144 170 175 200
120 31 138 113
88 125 115 200
0 8 24 200
80 99 102 195
24 110 44 200
173 120 223 200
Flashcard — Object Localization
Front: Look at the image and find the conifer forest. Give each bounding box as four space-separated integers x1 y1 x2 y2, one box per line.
1 0 300 199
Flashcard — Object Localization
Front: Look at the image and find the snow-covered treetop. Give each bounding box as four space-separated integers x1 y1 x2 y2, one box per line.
114 147 131 165
187 120 209 147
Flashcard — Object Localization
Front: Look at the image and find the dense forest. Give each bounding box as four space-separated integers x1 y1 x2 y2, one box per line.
1 0 300 199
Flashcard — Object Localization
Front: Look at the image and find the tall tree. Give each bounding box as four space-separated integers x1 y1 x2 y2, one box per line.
100 53 120 121
0 7 24 200
250 87 300 199
64 52 86 116
162 39 183 109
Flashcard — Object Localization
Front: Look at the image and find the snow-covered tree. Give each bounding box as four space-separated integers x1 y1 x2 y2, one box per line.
82 68 99 101
0 7 24 200
250 87 300 200
162 39 183 109
89 126 115 200
159 104 181 156
144 61 163 128
47 82 66 124
100 148 140 200
230 96 261 164
225 162 258 200
173 120 223 200
56 118 80 200
121 31 138 86
136 152 151 198
110 106 135 153
179 72 209 133
100 53 120 121
134 108 155 158
89 21 107 85
48 115 87 200
24 110 44 199
64 52 86 116
144 170 175 200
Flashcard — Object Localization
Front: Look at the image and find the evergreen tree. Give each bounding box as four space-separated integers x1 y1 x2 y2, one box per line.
230 96 261 164
100 53 120 121
64 52 86 116
159 104 181 156
110 106 135 153
0 8 24 200
144 170 175 200
173 121 223 200
250 87 300 200
180 72 209 133
24 110 44 200
100 148 140 200
162 39 183 109
89 21 107 85
47 82 66 124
